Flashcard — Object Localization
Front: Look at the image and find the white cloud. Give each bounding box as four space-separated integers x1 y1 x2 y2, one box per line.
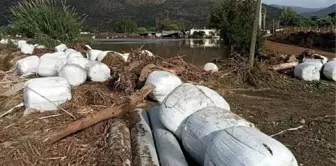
263 0 335 8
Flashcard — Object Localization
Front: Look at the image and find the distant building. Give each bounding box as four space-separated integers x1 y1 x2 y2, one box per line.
189 28 219 38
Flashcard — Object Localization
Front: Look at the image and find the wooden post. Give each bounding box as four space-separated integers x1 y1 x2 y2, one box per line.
249 0 262 67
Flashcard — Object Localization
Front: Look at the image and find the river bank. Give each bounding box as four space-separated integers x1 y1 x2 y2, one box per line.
0 43 334 166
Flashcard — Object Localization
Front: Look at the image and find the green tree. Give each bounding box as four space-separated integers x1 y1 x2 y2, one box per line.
113 19 138 33
10 0 84 43
137 27 147 33
210 0 261 54
280 8 300 26
169 24 179 30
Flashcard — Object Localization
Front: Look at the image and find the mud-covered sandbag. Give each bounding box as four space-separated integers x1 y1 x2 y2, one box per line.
294 63 320 81
67 51 84 59
302 59 324 71
87 49 103 61
38 55 67 77
182 107 254 164
203 63 219 73
67 57 90 68
131 109 160 166
58 64 87 86
97 51 122 62
145 71 182 103
323 60 336 81
20 44 35 54
148 107 188 166
55 44 67 52
159 83 230 139
84 61 110 82
16 56 40 75
108 119 132 166
100 52 126 68
24 77 72 111
204 126 298 166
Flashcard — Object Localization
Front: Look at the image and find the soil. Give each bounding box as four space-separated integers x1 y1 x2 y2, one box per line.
0 45 335 166
265 40 336 59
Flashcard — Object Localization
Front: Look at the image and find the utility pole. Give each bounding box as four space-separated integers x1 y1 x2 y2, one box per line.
249 0 262 67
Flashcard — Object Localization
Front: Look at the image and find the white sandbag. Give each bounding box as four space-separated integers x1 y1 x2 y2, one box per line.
159 83 230 139
36 45 46 49
67 57 90 68
145 71 182 103
84 61 110 82
55 44 67 52
148 107 188 166
141 50 154 57
0 39 9 44
20 44 35 54
204 126 298 166
37 57 67 77
131 109 160 166
24 77 72 111
97 51 118 62
87 49 103 61
203 63 219 73
294 63 320 81
67 51 84 59
65 48 76 56
17 40 27 48
302 59 324 71
121 53 130 62
182 107 254 164
41 52 68 60
16 56 40 75
58 64 87 86
323 60 336 81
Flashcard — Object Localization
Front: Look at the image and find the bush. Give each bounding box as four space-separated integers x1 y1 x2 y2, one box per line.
10 0 85 42
137 27 147 34
113 19 138 33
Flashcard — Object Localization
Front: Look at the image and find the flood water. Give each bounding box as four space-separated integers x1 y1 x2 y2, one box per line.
92 38 228 66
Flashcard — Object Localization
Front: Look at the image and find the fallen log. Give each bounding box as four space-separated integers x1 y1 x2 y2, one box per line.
47 84 155 144
271 62 299 71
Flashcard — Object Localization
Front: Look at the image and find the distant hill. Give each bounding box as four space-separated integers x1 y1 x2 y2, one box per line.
301 4 336 17
0 0 284 31
271 4 321 14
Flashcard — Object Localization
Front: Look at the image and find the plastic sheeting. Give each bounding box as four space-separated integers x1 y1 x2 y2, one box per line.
145 71 182 103
84 61 110 82
294 63 320 81
203 63 219 73
204 126 298 166
323 60 336 81
131 109 160 166
148 107 188 166
24 77 72 111
16 56 40 75
59 64 87 86
37 53 68 77
159 83 230 139
182 107 254 164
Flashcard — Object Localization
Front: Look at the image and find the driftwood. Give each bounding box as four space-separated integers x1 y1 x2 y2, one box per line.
47 84 155 144
271 62 299 71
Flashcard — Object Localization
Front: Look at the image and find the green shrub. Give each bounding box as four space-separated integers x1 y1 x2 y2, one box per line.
137 27 147 34
10 0 85 43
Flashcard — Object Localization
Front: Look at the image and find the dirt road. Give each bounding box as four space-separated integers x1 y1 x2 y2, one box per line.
265 40 336 59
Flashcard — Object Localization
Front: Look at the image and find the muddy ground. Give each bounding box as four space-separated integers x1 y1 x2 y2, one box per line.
0 44 335 166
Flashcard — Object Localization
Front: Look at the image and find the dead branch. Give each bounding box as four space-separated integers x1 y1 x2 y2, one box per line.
47 84 155 144
271 62 299 71
271 125 304 137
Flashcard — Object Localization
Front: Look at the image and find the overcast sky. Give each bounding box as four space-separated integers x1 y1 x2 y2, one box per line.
263 0 335 8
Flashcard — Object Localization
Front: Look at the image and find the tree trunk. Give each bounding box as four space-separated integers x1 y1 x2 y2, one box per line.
249 0 262 67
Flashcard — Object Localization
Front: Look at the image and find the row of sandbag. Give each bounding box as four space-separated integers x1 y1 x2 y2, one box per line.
143 71 298 166
294 58 336 81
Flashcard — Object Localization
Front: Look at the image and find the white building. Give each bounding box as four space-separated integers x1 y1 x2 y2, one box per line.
189 28 219 37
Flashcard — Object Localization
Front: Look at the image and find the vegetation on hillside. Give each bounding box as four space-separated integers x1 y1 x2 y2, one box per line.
8 0 85 46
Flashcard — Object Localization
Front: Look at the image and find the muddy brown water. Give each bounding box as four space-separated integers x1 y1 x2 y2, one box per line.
92 38 228 66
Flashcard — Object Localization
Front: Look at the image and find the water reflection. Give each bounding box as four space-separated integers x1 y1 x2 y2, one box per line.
92 38 227 66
